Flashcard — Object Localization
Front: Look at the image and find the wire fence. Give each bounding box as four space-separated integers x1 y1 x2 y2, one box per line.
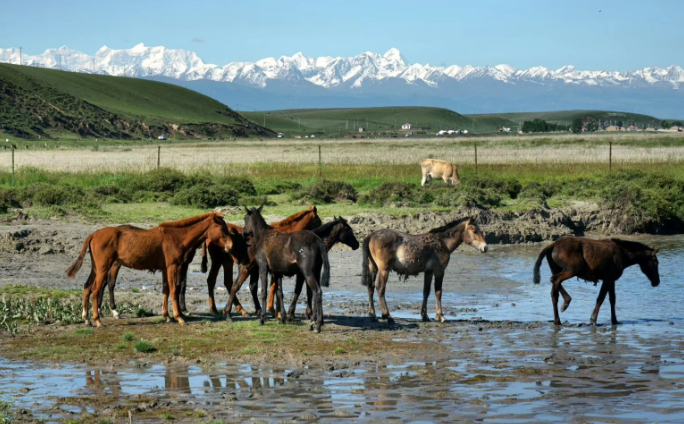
1 140 684 177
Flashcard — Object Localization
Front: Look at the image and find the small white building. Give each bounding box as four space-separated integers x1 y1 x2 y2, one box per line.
277 133 284 138
447 130 455 135
157 134 167 141
402 123 412 130
437 130 447 135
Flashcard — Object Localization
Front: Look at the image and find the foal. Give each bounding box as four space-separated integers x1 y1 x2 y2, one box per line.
533 236 660 326
228 206 330 332
361 217 488 324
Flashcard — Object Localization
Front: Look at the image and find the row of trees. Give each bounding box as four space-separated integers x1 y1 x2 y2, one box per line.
521 119 567 133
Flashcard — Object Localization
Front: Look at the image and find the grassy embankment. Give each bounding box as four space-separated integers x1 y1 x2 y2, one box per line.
0 63 273 142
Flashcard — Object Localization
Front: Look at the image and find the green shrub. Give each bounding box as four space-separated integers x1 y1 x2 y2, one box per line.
358 182 419 207
465 175 522 199
170 185 239 208
131 190 171 203
127 168 187 194
519 181 561 200
238 195 276 207
122 332 134 341
292 180 358 204
133 340 155 353
434 186 502 208
217 176 257 196
90 185 132 203
0 188 20 213
260 181 302 195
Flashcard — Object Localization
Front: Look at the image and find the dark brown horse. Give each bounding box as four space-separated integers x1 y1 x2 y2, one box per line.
271 216 360 321
196 206 322 318
361 217 488 324
66 212 232 326
533 236 660 326
229 206 330 332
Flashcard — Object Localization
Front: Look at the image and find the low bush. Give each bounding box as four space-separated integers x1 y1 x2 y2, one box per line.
292 180 358 204
217 176 257 196
0 188 20 213
170 185 239 208
358 182 420 207
239 195 276 207
133 340 155 353
90 185 132 203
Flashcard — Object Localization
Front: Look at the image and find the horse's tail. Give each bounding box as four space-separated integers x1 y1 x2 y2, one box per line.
360 235 377 287
533 244 554 284
66 234 93 278
200 240 209 273
316 237 330 288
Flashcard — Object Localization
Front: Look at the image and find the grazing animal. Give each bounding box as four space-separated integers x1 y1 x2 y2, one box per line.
66 212 232 326
361 217 487 323
533 236 660 326
228 206 330 333
268 216 360 321
197 206 322 318
420 159 461 186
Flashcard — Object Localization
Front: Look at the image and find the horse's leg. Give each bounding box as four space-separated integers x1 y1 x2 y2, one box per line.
608 280 619 325
305 283 313 320
259 268 269 326
224 265 249 321
303 273 322 333
420 271 432 322
179 261 189 314
559 285 572 313
167 265 185 324
590 280 610 326
206 255 221 315
421 173 427 186
287 274 305 322
224 261 248 317
161 269 170 322
276 276 286 325
267 274 279 319
434 273 446 323
367 270 377 322
377 270 394 325
249 268 261 317
91 264 113 328
82 268 95 325
550 270 574 326
108 263 122 319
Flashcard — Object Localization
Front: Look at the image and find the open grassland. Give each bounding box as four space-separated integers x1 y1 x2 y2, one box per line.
2 133 684 174
465 110 661 126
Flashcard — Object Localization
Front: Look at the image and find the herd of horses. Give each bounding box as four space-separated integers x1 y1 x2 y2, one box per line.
66 203 661 332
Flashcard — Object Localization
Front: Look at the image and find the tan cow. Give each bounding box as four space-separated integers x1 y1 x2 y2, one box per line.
420 159 461 186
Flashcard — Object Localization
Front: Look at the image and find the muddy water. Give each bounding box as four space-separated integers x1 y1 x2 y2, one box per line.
2 235 684 423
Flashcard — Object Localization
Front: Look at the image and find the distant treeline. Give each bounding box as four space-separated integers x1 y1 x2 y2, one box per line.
521 119 567 133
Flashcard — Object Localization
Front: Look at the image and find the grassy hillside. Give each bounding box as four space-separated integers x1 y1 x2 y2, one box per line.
243 106 488 135
466 110 661 127
0 63 274 140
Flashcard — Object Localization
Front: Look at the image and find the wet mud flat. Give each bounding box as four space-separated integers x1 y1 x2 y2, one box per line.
1 222 683 422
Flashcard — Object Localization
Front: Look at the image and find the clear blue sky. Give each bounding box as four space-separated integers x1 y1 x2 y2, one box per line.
1 0 681 70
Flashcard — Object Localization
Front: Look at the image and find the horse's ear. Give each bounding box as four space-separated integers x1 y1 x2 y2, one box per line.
257 205 263 213
313 205 317 213
309 205 314 210
244 207 250 215
653 247 660 255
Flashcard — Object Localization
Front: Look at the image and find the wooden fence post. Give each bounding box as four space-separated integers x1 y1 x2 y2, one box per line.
318 145 322 177
609 142 612 173
11 147 15 187
157 146 161 169
474 143 478 174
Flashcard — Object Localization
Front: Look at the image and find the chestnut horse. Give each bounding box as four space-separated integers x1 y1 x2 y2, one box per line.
230 206 330 332
66 212 232 326
533 236 660 326
269 216 360 321
196 206 321 317
361 217 488 324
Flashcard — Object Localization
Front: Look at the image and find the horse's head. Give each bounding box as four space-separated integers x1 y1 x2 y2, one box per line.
306 205 323 229
334 216 360 250
638 247 660 287
206 213 232 253
463 218 488 253
243 206 264 241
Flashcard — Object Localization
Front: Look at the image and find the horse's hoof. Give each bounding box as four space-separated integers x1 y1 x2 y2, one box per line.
421 315 430 322
553 321 562 327
164 316 171 323
84 320 92 327
369 314 378 322
241 310 250 318
561 301 571 313
255 310 263 319
268 308 277 318
94 320 103 328
309 322 315 331
386 317 395 325
259 320 265 326
112 310 120 320
612 320 620 326
315 326 321 334
438 315 447 323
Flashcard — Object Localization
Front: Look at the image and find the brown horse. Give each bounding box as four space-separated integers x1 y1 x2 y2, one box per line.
66 212 232 326
533 236 660 326
361 217 488 324
230 206 330 332
196 206 322 317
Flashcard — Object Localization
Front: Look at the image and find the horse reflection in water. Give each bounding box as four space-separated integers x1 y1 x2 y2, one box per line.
84 369 122 397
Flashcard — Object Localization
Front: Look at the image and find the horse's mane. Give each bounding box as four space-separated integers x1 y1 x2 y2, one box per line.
272 208 316 228
313 217 346 235
611 238 654 252
159 212 221 228
428 217 471 234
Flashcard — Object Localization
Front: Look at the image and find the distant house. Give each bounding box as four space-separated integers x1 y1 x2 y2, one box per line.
358 127 365 132
277 133 284 138
628 125 637 131
462 130 468 134
401 123 412 130
437 130 447 135
157 134 167 140
498 127 511 133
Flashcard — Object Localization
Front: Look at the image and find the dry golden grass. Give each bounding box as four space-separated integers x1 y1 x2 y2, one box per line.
1 133 683 173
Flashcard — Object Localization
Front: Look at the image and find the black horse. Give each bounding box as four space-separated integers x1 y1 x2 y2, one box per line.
228 206 330 332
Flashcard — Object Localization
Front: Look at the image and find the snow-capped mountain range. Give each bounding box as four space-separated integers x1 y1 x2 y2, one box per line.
2 43 683 89
1 44 682 116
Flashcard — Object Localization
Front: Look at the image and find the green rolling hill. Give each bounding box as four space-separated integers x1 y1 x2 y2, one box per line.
243 106 492 135
465 110 662 128
0 63 273 140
